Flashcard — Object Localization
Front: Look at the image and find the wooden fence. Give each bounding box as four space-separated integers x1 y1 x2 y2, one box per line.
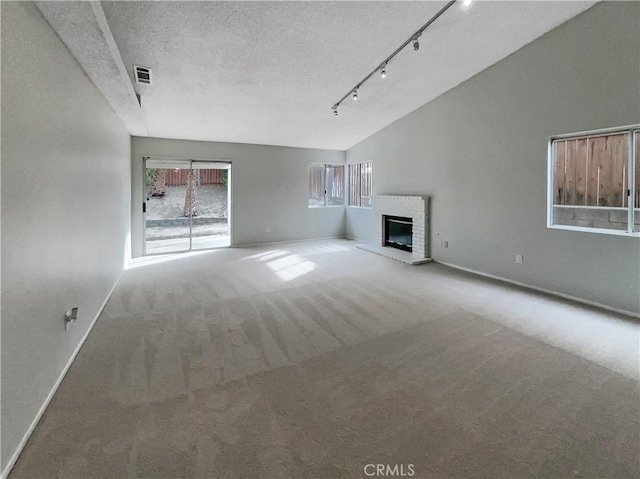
349 162 372 206
328 166 345 199
553 133 639 208
163 169 225 186
309 165 344 200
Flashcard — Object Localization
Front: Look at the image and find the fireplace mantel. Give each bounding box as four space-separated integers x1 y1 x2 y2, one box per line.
357 195 432 265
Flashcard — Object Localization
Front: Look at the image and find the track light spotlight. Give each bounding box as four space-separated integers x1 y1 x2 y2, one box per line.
330 1 456 114
463 0 473 6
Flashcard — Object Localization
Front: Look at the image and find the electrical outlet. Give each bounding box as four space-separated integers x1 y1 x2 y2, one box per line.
444 241 449 248
516 254 523 264
64 307 78 330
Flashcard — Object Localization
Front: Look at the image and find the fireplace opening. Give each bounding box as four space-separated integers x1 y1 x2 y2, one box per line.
384 215 413 252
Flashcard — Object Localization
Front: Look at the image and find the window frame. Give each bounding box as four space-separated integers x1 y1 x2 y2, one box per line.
347 161 373 209
308 163 345 208
546 124 640 237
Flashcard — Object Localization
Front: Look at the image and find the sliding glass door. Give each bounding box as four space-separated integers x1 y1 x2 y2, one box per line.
144 158 231 255
190 161 231 250
144 159 191 254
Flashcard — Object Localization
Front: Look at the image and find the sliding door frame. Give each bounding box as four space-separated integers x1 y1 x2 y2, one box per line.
142 156 233 256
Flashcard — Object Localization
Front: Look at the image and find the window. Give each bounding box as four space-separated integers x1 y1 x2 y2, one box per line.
308 163 344 207
548 125 639 235
348 161 372 207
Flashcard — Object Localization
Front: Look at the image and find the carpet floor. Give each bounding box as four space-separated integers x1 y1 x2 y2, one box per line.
9 239 639 478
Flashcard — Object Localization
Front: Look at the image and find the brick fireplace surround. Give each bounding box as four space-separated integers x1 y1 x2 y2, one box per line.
357 195 432 265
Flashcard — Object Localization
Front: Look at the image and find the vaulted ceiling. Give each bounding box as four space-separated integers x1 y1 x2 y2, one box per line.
36 1 596 150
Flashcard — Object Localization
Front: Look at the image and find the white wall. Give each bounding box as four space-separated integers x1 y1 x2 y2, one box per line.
1 2 131 474
346 1 640 314
131 137 345 256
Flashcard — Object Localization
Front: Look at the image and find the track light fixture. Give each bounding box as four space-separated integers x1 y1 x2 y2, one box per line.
330 0 458 116
463 0 473 6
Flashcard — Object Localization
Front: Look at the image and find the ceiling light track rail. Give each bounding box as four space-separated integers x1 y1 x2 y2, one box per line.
332 0 457 116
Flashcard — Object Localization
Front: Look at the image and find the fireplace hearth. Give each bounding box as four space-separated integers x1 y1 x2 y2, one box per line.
384 215 413 252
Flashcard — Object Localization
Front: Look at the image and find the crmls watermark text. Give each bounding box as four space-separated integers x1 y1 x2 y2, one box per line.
364 464 415 477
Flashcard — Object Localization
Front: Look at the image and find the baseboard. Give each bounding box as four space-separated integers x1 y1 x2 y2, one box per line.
1 272 123 479
345 235 367 242
436 260 640 319
233 235 347 248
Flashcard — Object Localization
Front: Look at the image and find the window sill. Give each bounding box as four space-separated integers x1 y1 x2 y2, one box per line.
308 205 345 209
548 224 640 237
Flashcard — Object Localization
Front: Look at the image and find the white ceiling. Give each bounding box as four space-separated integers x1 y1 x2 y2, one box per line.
42 1 596 150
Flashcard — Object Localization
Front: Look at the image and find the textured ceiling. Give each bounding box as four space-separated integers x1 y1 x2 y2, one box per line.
34 1 147 136
86 1 596 150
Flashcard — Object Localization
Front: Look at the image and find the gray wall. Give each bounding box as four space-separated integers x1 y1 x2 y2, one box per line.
131 137 345 256
346 1 640 314
1 2 131 473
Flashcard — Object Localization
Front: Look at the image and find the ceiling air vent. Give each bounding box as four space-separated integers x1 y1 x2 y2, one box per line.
133 65 152 85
